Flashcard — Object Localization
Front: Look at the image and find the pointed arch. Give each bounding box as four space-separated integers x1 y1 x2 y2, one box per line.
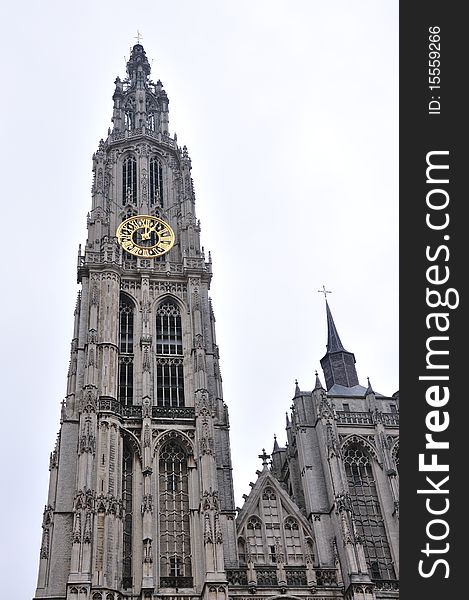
150 155 164 205
122 437 134 589
153 429 193 457
158 437 193 587
341 434 381 465
118 294 135 406
155 298 185 407
122 154 137 204
343 444 395 581
123 96 135 132
246 516 264 563
284 516 302 564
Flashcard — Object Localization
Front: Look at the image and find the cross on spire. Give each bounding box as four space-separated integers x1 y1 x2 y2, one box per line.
258 448 270 468
318 285 332 299
135 30 143 44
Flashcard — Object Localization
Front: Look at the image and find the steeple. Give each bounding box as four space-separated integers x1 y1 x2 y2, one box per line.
34 43 234 600
314 370 324 391
325 300 346 353
111 43 169 135
320 299 359 390
126 43 151 86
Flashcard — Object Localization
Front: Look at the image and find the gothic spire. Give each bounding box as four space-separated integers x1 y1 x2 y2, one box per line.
325 299 347 353
294 379 301 397
126 43 151 87
314 370 324 391
272 435 280 452
319 299 359 391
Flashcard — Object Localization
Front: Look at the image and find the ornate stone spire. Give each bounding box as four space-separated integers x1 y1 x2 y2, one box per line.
111 43 169 135
314 370 324 390
126 43 151 87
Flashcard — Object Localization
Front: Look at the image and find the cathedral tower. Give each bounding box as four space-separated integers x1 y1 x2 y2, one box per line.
34 43 398 600
34 44 236 600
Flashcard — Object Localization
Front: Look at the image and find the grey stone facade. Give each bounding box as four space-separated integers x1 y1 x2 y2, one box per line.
34 44 398 600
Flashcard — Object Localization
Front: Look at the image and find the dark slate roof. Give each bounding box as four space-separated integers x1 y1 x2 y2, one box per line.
326 300 347 353
327 383 385 397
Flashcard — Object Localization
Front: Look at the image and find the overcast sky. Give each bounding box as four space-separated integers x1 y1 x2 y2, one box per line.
0 1 397 596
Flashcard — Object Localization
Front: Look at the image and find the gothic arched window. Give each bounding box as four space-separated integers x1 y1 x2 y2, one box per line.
156 301 184 407
122 156 137 205
344 446 395 580
122 441 133 589
118 295 134 405
159 440 192 587
284 517 302 564
246 516 264 563
124 110 134 131
261 486 279 563
150 157 163 206
147 112 156 132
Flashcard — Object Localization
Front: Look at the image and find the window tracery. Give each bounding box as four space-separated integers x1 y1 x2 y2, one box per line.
284 517 302 564
159 440 192 586
156 301 184 407
122 441 133 588
118 295 134 405
246 516 264 563
344 446 395 580
122 156 137 205
150 157 163 205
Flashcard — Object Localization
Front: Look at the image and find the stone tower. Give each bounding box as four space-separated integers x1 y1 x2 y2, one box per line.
34 43 236 600
34 43 399 600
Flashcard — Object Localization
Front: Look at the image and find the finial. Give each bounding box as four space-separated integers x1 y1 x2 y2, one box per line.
366 377 374 394
258 448 270 468
294 379 300 397
135 30 143 45
314 370 323 390
318 284 332 300
273 434 279 452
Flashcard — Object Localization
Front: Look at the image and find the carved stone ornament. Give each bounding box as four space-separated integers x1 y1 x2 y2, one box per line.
79 416 96 455
141 494 153 514
142 396 151 418
80 386 98 413
204 511 213 543
143 424 151 448
40 505 54 558
90 284 100 306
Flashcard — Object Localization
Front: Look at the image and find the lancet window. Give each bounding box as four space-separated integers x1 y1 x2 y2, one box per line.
118 295 134 405
344 446 395 580
124 110 134 131
155 301 184 407
159 440 192 587
284 517 302 564
122 156 137 204
122 441 133 588
262 487 279 563
246 516 264 563
150 157 163 205
147 112 156 132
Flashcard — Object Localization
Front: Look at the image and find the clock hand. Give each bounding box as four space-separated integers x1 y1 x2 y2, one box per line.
141 224 158 241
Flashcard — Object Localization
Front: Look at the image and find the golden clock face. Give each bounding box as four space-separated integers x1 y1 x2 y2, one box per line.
116 215 175 258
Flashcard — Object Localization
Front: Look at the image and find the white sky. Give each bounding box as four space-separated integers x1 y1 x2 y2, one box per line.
0 2 397 597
